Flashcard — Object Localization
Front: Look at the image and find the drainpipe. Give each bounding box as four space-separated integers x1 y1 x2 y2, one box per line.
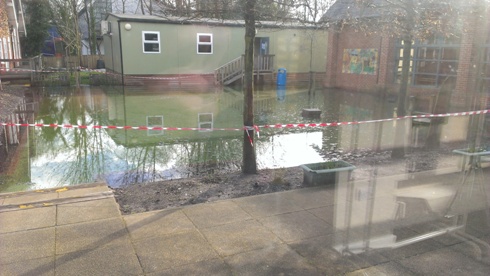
118 20 125 85
9 25 15 66
376 36 382 84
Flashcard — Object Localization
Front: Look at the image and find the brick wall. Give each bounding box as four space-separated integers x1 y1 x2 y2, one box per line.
325 26 383 92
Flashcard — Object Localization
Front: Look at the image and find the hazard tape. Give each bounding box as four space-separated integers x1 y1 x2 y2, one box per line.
258 110 489 130
0 123 243 132
1 110 488 132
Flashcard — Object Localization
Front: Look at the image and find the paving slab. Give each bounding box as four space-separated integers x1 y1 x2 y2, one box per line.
0 227 55 265
307 205 335 224
132 230 219 274
56 183 111 198
124 208 196 240
0 206 56 233
288 234 388 275
0 176 489 275
345 261 416 276
379 227 445 260
398 247 490 275
232 192 303 218
2 191 59 205
278 186 335 209
56 197 121 225
200 219 283 256
183 200 253 229
55 217 130 255
147 258 232 276
1 256 55 276
259 210 333 243
224 244 323 276
54 242 143 276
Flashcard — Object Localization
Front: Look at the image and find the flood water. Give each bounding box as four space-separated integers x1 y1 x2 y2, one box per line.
0 84 485 192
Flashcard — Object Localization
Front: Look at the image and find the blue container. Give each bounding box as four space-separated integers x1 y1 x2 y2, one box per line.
277 68 287 86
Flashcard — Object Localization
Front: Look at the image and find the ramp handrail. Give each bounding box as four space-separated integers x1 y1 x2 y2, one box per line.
214 55 275 85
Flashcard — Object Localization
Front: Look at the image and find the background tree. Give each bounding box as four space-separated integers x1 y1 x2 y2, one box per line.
242 0 257 173
82 0 98 55
49 0 84 86
293 1 334 95
21 0 52 57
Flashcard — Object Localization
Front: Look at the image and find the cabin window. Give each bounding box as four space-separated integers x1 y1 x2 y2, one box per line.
197 33 213 54
142 31 160 53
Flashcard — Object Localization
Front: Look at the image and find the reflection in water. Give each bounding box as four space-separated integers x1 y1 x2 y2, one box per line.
21 85 347 190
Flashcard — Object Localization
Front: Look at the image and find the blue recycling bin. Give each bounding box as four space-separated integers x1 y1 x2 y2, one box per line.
277 68 287 86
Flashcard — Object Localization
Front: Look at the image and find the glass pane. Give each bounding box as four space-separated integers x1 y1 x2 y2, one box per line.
414 74 436 86
198 44 212 53
415 60 438 74
424 48 439 60
438 62 458 75
199 35 211 43
441 48 459 60
144 43 159 52
144 33 158 41
437 76 457 87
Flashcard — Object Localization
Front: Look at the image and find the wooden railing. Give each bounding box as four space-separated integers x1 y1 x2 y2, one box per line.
214 55 275 85
42 55 103 69
254 55 275 73
214 56 244 85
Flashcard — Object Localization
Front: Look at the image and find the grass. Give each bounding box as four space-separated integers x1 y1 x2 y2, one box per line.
70 71 105 85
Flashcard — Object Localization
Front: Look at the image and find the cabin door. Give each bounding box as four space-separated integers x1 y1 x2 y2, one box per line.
254 37 269 70
255 37 269 55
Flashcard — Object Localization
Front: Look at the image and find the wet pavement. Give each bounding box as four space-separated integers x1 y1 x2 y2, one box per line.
1 166 489 275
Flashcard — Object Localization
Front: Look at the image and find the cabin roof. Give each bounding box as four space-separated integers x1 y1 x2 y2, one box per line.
107 13 324 30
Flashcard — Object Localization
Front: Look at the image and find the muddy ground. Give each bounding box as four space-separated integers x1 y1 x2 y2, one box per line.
0 85 25 121
0 86 27 174
112 145 461 215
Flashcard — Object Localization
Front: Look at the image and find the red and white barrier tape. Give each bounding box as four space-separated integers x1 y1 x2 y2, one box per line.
0 123 242 131
1 110 488 132
258 110 489 130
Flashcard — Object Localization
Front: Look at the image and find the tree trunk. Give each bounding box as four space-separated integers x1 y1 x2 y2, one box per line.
391 36 412 158
242 0 257 174
72 0 81 87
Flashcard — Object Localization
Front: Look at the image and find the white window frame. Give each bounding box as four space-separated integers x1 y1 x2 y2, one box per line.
197 33 213 54
142 31 160 54
146 115 164 136
198 113 213 132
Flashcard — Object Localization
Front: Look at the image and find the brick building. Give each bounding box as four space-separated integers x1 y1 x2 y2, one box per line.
322 0 489 112
0 0 25 64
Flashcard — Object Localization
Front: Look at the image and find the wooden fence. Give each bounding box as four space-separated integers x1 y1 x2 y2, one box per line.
42 55 104 69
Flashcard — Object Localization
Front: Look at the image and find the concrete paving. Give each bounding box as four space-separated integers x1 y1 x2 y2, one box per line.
1 173 489 275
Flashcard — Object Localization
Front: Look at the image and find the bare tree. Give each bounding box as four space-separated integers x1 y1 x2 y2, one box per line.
49 0 84 87
83 0 97 55
242 0 257 173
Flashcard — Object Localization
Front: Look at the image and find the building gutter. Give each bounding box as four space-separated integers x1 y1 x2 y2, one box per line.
117 20 125 85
